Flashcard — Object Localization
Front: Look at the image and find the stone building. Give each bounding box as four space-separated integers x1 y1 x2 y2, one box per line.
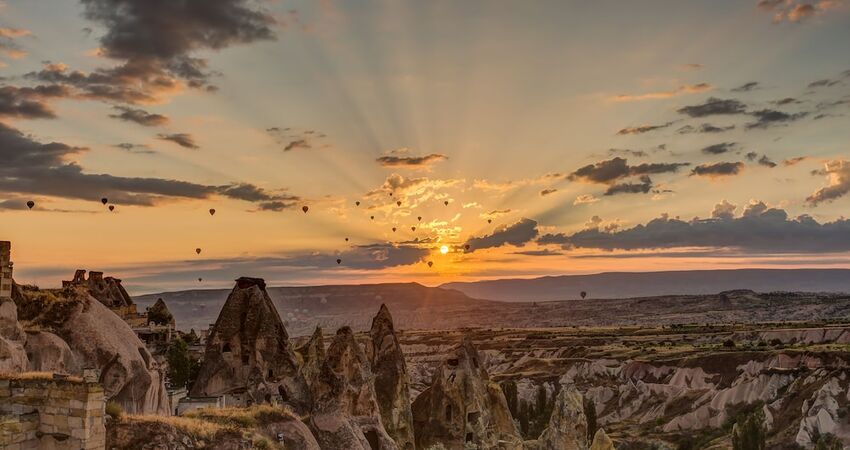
0 241 12 299
0 373 106 450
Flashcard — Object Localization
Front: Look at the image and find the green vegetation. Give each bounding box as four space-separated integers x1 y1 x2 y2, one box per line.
106 401 124 420
731 409 766 450
165 337 200 389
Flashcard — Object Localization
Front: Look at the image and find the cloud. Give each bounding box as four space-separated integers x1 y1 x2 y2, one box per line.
807 159 850 205
0 120 293 207
679 63 705 71
608 148 648 158
731 81 760 92
573 194 600 205
464 218 539 252
0 84 71 119
611 83 711 102
376 152 448 168
0 27 30 61
745 152 777 168
109 106 169 126
604 176 653 195
538 200 850 253
511 249 563 256
540 188 557 196
758 0 843 23
677 97 748 117
616 121 675 135
266 127 329 152
783 156 810 166
701 142 738 155
114 142 156 154
745 109 808 129
808 79 842 88
711 199 737 219
691 161 744 178
677 123 735 134
569 157 688 185
157 133 198 149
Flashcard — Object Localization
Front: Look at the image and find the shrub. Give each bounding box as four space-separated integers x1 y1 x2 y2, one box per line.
723 339 736 348
105 401 124 420
731 409 765 450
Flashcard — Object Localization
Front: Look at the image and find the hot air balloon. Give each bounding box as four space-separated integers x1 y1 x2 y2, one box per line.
389 192 393 197
344 237 349 242
108 205 115 212
411 226 416 231
444 200 449 206
464 244 470 251
487 219 492 224
209 208 216 216
370 215 375 220
26 201 34 209
302 206 309 213
396 201 402 207
392 227 397 232
417 216 422 222
198 277 203 282
355 201 360 207
195 248 202 255
427 261 433 268
580 291 587 299
336 259 342 265
101 198 108 205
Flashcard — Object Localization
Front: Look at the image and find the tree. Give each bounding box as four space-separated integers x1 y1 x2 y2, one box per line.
731 409 766 450
815 434 842 450
166 337 195 389
584 397 597 442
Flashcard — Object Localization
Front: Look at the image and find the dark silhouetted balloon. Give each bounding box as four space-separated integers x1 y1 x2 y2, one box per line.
344 237 349 242
101 198 108 205
411 226 416 231
464 244 470 251
389 192 393 197
195 248 202 255
444 200 449 206
427 261 433 268
355 201 360 206
108 205 115 212
302 206 309 213
209 208 216 216
417 216 422 222
392 227 396 232
26 201 34 209
580 291 587 299
488 219 492 224
370 215 375 220
336 259 342 265
396 201 402 207
198 278 203 282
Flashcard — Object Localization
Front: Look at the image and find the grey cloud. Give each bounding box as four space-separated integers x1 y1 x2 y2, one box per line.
158 133 198 149
109 106 169 126
745 109 808 129
540 188 557 196
616 121 674 135
0 84 71 119
677 97 747 117
677 123 735 134
807 160 850 206
701 142 737 155
376 153 448 168
691 162 744 177
604 176 653 195
464 218 539 252
731 82 760 92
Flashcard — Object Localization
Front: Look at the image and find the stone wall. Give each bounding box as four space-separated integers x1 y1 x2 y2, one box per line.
0 241 12 299
0 374 106 450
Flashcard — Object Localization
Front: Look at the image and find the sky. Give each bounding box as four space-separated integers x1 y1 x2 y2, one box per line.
0 0 849 294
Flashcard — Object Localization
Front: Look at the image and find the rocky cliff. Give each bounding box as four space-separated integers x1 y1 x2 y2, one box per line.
191 277 311 413
63 269 134 308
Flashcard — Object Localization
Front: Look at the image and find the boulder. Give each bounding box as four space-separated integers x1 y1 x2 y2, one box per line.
23 330 79 373
589 429 615 450
0 297 27 371
412 338 523 450
191 277 311 413
366 304 415 450
537 386 589 450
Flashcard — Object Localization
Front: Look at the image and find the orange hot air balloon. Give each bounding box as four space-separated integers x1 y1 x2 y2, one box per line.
427 261 433 268
302 206 309 213
195 248 202 255
26 201 34 209
396 201 402 207
209 208 216 216
108 205 115 212
336 259 342 265
101 197 108 205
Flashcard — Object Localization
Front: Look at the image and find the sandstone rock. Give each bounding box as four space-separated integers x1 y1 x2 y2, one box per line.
537 386 589 450
0 297 27 371
260 416 321 450
63 269 134 307
412 338 523 450
366 304 415 450
106 417 246 449
191 277 311 413
309 326 398 450
297 325 326 388
23 330 79 373
147 297 175 326
589 428 615 450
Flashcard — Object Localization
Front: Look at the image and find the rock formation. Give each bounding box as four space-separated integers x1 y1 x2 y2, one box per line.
0 297 27 372
296 325 325 388
12 283 169 414
411 338 523 450
589 429 615 450
308 326 398 450
366 304 416 450
146 297 175 326
535 386 589 450
191 277 311 413
63 269 134 308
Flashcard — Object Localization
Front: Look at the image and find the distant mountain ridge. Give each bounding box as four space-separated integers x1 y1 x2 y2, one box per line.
439 268 850 302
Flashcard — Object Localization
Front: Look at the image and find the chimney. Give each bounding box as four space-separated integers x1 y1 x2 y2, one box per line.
0 241 12 299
